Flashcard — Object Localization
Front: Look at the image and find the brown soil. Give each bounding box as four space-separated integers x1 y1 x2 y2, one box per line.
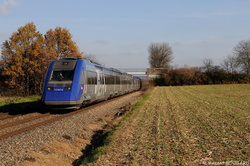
90 85 250 165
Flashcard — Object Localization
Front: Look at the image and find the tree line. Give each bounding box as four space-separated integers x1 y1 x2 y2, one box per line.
148 42 250 86
0 22 82 96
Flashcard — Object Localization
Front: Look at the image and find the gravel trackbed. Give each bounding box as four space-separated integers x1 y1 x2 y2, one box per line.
0 92 141 166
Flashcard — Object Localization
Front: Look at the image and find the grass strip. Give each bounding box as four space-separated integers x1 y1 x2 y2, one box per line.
0 95 42 111
0 95 40 105
80 93 150 166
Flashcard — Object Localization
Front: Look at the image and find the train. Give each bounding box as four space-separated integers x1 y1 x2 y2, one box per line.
41 58 141 109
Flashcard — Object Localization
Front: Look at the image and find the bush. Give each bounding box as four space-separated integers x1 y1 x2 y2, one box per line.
151 67 249 86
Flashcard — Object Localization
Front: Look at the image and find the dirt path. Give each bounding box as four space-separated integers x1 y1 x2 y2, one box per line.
90 85 250 165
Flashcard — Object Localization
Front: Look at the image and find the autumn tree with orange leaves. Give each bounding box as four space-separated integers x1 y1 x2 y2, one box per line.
44 27 82 59
0 22 83 96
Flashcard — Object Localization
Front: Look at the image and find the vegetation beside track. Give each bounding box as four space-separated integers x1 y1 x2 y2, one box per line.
0 95 41 111
85 84 250 165
80 92 150 165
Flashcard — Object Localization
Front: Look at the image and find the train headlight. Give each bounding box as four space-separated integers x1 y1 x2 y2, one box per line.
64 87 71 91
47 87 53 91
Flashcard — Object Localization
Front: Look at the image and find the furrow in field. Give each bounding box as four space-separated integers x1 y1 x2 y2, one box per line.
188 86 249 140
90 85 250 165
162 87 216 164
169 86 250 161
176 85 249 137
131 91 162 165
181 85 250 122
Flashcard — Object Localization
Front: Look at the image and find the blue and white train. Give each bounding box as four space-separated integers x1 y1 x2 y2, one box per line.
41 58 141 109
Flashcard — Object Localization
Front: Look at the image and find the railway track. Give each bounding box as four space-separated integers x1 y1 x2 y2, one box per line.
0 113 13 120
0 93 133 140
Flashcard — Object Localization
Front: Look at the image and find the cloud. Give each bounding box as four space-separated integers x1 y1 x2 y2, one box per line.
0 0 19 15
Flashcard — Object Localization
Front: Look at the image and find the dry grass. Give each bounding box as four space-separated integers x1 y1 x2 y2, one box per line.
90 84 250 165
24 137 91 166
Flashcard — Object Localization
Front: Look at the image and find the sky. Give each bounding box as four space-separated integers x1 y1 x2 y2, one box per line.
1 0 250 69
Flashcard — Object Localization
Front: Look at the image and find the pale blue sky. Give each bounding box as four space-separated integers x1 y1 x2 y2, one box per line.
1 0 250 68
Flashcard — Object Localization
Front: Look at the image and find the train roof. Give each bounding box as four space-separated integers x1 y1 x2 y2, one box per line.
59 58 134 77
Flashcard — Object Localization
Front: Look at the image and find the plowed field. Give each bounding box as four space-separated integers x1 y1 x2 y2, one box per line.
90 84 250 165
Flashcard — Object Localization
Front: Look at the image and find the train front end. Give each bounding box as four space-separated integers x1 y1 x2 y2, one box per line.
42 58 84 109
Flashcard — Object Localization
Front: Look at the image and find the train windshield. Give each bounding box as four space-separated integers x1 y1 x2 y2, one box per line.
50 70 74 81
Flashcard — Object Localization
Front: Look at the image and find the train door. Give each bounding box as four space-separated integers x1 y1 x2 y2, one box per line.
96 67 105 98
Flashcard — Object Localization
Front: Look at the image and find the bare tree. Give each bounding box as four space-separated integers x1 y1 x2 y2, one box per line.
84 53 101 65
221 55 238 73
234 40 250 75
202 58 213 72
148 42 173 68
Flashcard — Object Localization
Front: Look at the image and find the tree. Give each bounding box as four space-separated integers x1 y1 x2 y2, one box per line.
1 22 46 95
148 42 173 68
202 58 213 72
0 23 84 96
44 27 83 59
234 40 250 76
84 53 101 64
221 55 238 73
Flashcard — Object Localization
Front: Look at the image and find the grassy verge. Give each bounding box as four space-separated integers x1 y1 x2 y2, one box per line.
0 95 40 105
0 95 42 111
79 93 150 166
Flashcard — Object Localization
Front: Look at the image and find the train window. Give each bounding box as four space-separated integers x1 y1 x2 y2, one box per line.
121 76 126 84
115 76 120 84
50 70 74 81
105 74 114 84
80 71 86 84
104 73 109 84
87 71 97 84
100 73 104 84
87 77 92 84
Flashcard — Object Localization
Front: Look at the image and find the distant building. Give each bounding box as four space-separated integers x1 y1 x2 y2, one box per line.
118 68 147 79
146 68 169 80
118 68 169 80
